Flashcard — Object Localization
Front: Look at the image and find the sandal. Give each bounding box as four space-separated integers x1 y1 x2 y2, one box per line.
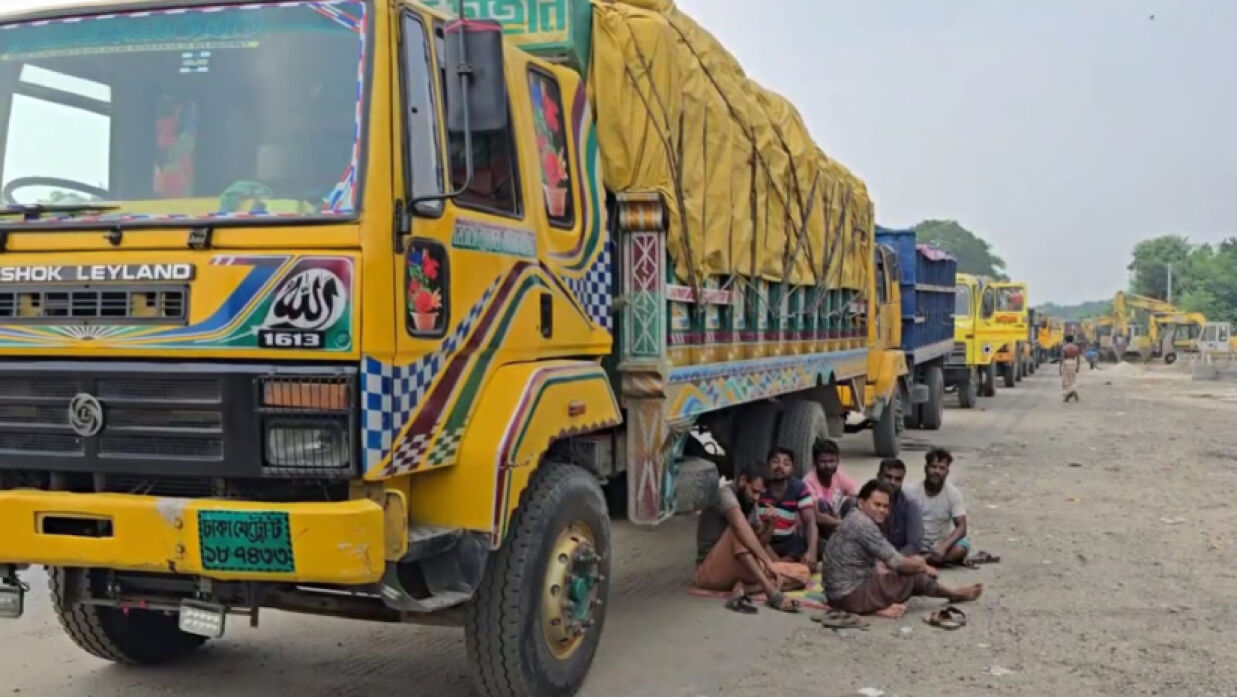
812 609 868 629
765 591 800 614
923 605 967 630
724 595 758 615
964 551 1002 568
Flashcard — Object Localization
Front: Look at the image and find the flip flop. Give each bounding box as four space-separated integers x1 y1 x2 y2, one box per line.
724 595 758 615
812 609 869 629
923 606 967 630
765 591 801 614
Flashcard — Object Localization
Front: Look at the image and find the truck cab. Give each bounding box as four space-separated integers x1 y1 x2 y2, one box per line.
980 281 1029 388
948 272 993 402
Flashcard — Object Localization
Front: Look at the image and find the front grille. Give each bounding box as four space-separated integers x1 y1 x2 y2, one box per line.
0 365 358 481
0 286 186 324
948 341 968 365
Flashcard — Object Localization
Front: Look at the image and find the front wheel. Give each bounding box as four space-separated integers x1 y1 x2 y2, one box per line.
1164 352 1178 365
958 367 978 408
872 383 905 457
49 567 205 664
466 463 611 697
1003 361 1016 388
921 366 945 430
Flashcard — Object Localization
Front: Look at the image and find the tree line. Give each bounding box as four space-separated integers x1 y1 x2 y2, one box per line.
907 220 1237 325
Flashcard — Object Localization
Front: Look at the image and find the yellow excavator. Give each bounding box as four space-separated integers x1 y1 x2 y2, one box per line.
1111 292 1205 363
1150 311 1206 363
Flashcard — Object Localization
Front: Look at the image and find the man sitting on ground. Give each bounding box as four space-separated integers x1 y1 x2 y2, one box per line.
876 458 923 556
756 446 819 569
803 438 859 543
693 461 804 613
905 447 970 567
824 479 983 616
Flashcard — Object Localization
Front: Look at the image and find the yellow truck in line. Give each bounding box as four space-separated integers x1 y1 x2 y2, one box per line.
948 272 993 403
985 281 1031 388
0 1 909 694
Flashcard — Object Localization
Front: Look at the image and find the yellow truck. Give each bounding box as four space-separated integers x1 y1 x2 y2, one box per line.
0 1 907 694
984 281 1030 388
946 272 992 405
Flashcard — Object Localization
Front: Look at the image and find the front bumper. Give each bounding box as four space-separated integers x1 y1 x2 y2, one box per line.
0 491 384 584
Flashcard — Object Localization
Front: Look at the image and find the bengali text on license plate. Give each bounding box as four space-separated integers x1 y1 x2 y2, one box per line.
197 510 295 573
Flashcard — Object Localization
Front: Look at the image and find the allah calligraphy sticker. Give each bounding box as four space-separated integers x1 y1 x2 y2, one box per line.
257 257 354 350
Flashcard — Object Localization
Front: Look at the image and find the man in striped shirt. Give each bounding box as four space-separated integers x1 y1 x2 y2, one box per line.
756 446 819 569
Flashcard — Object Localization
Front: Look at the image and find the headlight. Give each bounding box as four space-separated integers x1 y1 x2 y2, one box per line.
257 375 355 475
265 423 350 470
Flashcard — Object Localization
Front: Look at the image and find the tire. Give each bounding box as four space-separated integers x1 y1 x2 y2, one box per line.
729 401 781 475
872 383 904 457
466 463 611 697
673 458 721 515
49 567 205 665
1014 352 1024 382
1003 360 1016 388
958 368 978 409
981 364 997 397
1164 352 1177 365
921 366 944 430
775 400 828 478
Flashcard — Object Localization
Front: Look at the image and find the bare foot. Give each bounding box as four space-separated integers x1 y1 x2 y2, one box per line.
875 603 907 619
953 583 984 602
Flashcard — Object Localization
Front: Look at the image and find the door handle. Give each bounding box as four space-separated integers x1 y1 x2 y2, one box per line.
540 293 553 338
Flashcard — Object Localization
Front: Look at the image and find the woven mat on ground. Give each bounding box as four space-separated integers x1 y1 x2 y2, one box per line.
688 572 831 610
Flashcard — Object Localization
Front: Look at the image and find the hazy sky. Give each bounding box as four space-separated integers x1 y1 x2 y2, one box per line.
5 1 1236 304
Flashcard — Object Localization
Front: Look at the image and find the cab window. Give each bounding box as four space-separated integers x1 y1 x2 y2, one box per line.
997 287 1024 312
981 287 996 318
954 285 972 317
436 26 520 217
400 13 444 211
526 67 573 228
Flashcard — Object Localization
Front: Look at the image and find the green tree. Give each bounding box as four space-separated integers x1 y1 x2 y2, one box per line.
1127 235 1193 301
913 220 1008 280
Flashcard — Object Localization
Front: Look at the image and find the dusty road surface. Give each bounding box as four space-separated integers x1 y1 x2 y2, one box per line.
5 359 1237 696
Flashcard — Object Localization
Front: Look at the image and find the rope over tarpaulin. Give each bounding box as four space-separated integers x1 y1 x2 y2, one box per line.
588 0 873 291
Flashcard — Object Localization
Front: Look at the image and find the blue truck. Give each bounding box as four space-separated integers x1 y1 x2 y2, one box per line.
875 227 958 430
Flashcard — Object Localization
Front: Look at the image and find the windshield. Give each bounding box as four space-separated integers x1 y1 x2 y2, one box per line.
996 286 1025 312
954 284 972 318
0 1 368 223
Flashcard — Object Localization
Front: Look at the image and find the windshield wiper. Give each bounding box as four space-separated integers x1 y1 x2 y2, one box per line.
0 202 120 222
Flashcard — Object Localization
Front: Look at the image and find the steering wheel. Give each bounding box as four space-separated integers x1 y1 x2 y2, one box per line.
3 176 110 205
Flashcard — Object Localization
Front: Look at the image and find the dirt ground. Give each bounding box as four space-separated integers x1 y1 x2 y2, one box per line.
5 359 1237 697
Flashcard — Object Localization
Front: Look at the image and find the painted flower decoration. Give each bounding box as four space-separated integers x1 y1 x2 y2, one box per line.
542 149 567 186
407 246 442 314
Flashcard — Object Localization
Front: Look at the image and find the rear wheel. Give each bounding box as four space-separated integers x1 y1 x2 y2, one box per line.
775 400 828 478
49 567 205 665
958 367 978 408
872 383 905 457
730 401 781 474
1003 360 1016 387
466 463 611 697
921 366 944 430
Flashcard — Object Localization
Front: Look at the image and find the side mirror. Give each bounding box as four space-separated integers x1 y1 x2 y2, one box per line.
444 19 508 133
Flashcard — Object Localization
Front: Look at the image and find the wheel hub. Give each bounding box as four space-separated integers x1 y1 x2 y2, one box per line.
541 522 604 659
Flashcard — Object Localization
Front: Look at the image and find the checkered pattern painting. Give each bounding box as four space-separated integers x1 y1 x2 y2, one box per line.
564 241 613 331
362 280 498 470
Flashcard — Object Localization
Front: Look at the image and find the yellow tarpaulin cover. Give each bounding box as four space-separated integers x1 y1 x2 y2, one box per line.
588 0 873 290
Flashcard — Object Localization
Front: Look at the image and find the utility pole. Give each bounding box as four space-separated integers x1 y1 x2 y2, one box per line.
1166 262 1173 305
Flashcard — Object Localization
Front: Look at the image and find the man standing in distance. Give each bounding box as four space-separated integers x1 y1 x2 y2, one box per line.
905 448 970 567
1061 334 1082 403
